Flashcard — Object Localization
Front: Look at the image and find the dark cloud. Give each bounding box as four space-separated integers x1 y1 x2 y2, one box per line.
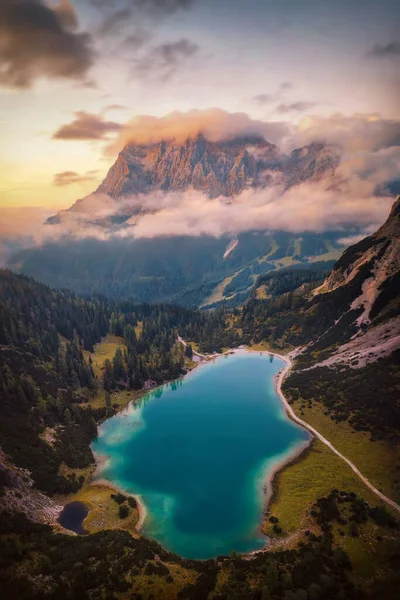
106 0 193 18
276 101 316 113
252 82 294 105
0 0 95 88
136 0 193 16
122 29 151 50
89 0 114 7
53 111 122 140
367 41 400 58
95 0 194 40
98 7 132 35
90 0 193 14
53 0 78 30
53 170 99 187
253 93 274 104
131 38 199 81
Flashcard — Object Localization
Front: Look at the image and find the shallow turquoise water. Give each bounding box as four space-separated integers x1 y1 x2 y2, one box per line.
92 352 309 559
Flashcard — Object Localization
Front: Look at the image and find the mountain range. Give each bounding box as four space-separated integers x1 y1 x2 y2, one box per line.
9 134 349 306
48 134 340 227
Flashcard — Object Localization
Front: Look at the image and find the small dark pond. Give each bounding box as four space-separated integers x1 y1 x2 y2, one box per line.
57 501 89 534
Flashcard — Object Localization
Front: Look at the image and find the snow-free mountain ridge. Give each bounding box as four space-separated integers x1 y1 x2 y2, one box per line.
48 134 340 225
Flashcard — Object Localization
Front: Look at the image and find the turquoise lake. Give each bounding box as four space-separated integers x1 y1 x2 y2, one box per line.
92 352 309 559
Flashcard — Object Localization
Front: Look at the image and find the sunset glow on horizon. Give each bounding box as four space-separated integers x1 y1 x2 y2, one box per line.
1 0 399 212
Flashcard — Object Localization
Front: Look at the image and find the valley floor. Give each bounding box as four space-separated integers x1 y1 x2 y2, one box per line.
49 334 400 596
70 333 400 521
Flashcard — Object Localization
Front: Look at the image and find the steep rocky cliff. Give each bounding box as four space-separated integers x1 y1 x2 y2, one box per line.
96 134 281 199
284 142 339 187
300 197 400 366
316 196 400 326
48 134 340 225
12 134 347 306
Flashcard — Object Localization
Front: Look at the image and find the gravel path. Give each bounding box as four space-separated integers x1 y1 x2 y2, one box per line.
271 351 400 514
178 336 400 514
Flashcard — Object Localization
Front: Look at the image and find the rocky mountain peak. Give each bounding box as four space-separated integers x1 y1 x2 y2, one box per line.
284 141 340 186
375 195 400 239
48 135 341 225
94 134 281 200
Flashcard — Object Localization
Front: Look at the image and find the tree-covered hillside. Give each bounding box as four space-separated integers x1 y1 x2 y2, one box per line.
9 231 343 306
0 270 237 495
1 490 398 599
1 267 399 599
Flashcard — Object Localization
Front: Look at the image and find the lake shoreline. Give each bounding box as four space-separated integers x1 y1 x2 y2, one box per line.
90 476 148 532
181 344 314 556
245 347 312 555
261 436 312 517
74 341 399 560
89 345 312 558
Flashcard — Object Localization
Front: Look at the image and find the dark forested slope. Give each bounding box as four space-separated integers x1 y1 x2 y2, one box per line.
9 231 343 306
0 269 238 495
1 245 400 598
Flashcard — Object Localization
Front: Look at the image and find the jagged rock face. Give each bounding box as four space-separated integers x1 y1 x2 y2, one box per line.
0 449 63 525
322 197 400 292
284 142 340 187
316 196 400 326
48 134 340 226
96 134 280 199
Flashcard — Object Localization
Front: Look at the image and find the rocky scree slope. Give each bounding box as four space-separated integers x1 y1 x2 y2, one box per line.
303 196 400 365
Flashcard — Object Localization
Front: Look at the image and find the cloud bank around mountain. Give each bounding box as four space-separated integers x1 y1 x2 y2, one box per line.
0 206 54 264
119 179 394 239
99 109 400 160
290 114 400 153
36 169 395 243
53 107 400 159
107 108 291 152
7 109 400 248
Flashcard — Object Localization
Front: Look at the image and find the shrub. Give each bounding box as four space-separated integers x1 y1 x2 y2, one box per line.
111 492 127 505
269 516 279 523
128 496 137 509
119 505 130 519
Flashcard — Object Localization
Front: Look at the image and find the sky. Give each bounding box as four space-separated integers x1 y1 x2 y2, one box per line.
0 0 399 213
